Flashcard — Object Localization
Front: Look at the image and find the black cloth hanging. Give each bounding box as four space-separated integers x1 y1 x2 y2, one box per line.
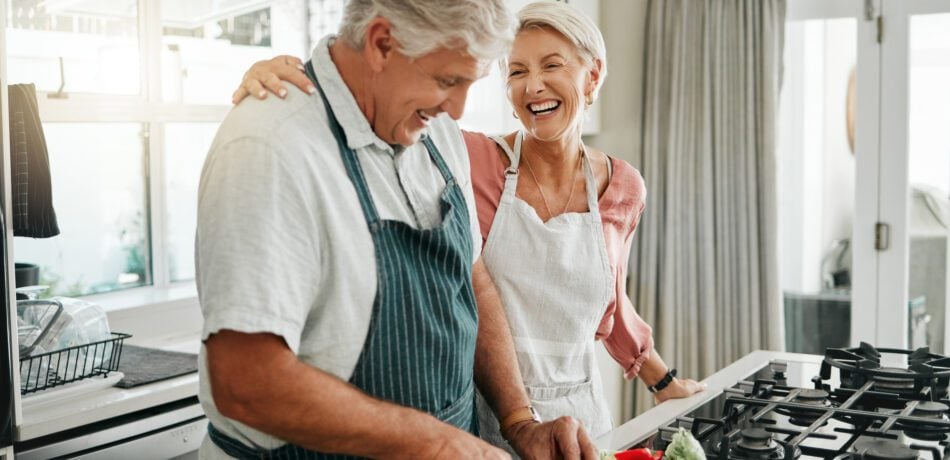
8 84 59 238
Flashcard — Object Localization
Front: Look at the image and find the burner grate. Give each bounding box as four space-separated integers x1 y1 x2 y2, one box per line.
653 345 950 459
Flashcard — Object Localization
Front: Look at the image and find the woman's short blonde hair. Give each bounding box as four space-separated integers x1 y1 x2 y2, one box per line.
338 0 515 62
510 2 608 102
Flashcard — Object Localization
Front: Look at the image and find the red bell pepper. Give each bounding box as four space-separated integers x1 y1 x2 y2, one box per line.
611 447 664 460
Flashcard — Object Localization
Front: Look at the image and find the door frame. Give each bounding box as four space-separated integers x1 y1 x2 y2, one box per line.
876 0 950 347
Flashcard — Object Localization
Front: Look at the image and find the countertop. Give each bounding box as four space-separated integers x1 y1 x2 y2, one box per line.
17 333 201 441
594 350 823 451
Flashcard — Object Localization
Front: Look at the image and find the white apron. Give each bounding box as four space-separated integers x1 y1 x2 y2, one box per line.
476 131 615 454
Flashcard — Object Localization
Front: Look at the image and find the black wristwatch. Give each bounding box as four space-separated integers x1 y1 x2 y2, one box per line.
647 368 677 393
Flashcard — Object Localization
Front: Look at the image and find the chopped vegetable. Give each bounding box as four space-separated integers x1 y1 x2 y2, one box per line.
599 447 664 460
664 427 706 459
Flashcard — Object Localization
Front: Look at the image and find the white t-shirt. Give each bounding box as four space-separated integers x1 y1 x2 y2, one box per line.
195 36 482 457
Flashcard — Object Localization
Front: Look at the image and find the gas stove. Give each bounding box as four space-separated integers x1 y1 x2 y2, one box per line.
616 343 950 459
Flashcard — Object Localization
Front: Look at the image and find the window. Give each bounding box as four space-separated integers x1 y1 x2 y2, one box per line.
14 123 148 295
6 0 141 96
163 123 218 282
6 0 312 298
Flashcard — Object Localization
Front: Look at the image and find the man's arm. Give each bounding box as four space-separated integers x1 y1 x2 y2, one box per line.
471 259 598 460
206 330 507 459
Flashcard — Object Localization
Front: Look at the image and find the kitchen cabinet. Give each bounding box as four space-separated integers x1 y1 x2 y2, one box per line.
458 0 601 135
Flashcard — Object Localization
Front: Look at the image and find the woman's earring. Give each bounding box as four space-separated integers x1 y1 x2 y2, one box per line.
585 93 594 106
512 111 519 119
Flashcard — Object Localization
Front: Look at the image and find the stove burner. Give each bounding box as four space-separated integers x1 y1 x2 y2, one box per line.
850 438 917 460
725 428 789 460
913 400 949 417
795 389 830 403
776 389 831 427
896 401 950 441
822 342 950 400
868 368 916 393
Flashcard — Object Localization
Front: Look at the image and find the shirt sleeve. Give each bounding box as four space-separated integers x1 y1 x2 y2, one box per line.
596 160 655 380
196 137 322 354
462 130 505 248
450 128 483 263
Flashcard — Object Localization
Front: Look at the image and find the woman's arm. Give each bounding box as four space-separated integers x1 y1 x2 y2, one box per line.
232 55 315 104
599 162 703 403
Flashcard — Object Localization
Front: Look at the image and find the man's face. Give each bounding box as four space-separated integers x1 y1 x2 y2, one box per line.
372 47 488 146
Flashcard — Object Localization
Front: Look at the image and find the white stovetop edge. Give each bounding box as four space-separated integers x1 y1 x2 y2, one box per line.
594 350 825 451
17 334 201 441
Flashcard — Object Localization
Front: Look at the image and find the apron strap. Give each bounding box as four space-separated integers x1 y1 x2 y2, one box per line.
422 135 457 187
207 423 265 459
580 145 601 221
490 132 522 169
305 61 381 227
491 133 523 202
305 61 458 223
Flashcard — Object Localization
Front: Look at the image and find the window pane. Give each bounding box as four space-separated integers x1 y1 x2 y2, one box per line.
308 0 345 44
6 0 140 95
777 19 857 354
164 123 218 282
161 1 309 105
14 123 150 296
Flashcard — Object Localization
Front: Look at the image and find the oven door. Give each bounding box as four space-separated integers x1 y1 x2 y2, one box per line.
14 399 206 460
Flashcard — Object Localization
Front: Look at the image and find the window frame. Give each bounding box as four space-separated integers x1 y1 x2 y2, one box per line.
2 0 286 309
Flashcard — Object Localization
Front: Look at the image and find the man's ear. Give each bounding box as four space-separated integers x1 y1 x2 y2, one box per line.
363 17 397 73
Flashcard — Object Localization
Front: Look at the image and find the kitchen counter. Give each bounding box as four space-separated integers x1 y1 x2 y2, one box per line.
594 350 822 451
17 333 201 441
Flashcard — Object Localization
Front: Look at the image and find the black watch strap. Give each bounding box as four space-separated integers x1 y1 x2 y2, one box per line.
647 368 677 393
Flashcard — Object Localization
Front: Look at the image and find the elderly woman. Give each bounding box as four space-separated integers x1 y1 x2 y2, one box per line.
235 1 703 452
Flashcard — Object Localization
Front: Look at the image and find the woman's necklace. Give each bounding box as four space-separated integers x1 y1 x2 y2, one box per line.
521 146 583 220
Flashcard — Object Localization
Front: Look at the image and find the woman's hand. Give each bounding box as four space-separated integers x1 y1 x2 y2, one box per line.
232 55 315 104
653 377 705 403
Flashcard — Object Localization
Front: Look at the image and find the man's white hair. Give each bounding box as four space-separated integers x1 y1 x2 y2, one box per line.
512 2 608 101
338 0 516 62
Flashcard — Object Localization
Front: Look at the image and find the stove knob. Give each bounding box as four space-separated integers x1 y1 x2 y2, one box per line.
769 359 788 380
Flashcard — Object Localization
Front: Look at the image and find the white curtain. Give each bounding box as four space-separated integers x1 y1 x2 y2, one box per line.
625 0 787 416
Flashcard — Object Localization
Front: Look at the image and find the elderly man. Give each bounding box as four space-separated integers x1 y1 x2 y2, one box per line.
195 0 597 458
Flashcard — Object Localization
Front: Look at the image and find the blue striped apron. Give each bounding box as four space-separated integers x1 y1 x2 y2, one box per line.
207 61 479 459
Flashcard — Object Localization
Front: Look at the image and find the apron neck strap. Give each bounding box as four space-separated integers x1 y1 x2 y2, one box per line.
421 135 456 186
306 60 381 225
491 131 523 170
305 61 457 226
580 145 600 216
497 131 601 217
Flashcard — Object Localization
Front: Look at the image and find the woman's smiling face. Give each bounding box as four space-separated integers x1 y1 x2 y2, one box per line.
505 27 599 142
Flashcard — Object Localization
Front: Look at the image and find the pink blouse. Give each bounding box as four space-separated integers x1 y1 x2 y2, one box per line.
463 131 655 380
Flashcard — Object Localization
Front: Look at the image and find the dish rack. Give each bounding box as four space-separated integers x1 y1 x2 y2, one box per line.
19 332 131 394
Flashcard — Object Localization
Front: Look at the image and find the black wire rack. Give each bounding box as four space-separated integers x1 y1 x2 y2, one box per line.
19 332 131 395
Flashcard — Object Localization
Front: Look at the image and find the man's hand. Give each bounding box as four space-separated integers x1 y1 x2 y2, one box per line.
505 417 598 460
654 378 705 403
